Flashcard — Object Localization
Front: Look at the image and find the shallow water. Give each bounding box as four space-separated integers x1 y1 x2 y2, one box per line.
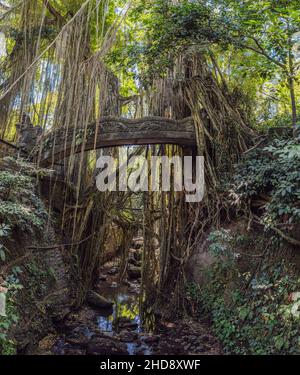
95 283 152 354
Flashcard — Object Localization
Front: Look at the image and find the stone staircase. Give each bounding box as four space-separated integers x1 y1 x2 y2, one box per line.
43 227 70 320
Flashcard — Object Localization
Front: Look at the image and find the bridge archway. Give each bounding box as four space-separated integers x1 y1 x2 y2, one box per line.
38 116 196 166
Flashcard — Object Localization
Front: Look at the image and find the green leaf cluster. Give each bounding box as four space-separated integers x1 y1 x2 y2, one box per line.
0 163 48 236
231 134 300 226
0 271 23 355
187 229 300 354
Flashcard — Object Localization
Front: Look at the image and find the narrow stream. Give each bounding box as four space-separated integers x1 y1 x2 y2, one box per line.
95 282 152 355
37 261 221 355
49 266 154 355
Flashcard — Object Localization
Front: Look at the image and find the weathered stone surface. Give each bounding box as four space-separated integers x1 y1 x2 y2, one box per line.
64 307 98 330
133 236 144 242
39 116 196 166
64 348 86 355
127 265 141 279
115 317 138 330
87 336 128 355
131 240 144 250
65 333 90 347
43 227 71 321
128 254 140 266
129 248 142 262
107 267 118 275
38 334 58 351
118 330 138 343
63 326 93 349
86 290 114 309
122 321 138 330
16 113 43 154
143 335 160 344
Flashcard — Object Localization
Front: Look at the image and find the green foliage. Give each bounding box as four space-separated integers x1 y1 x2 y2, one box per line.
188 229 300 354
119 0 299 76
0 169 48 234
25 260 54 299
231 135 300 226
0 271 23 355
0 202 46 231
0 258 55 355
260 113 295 130
216 0 300 64
111 0 226 85
0 224 11 262
110 0 300 126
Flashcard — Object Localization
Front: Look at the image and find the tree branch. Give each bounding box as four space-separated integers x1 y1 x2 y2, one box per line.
0 1 10 10
238 41 287 71
42 0 66 25
253 214 300 247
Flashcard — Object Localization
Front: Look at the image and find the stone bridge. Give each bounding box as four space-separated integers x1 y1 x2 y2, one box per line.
37 116 196 166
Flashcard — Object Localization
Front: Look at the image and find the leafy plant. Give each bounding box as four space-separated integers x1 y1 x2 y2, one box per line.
0 273 23 355
0 168 48 235
0 224 11 262
188 229 300 354
231 135 300 227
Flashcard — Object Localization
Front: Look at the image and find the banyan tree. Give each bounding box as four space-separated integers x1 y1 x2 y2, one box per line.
0 0 254 316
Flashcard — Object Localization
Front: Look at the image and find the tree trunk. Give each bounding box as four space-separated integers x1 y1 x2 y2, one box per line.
288 38 298 136
288 76 297 134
